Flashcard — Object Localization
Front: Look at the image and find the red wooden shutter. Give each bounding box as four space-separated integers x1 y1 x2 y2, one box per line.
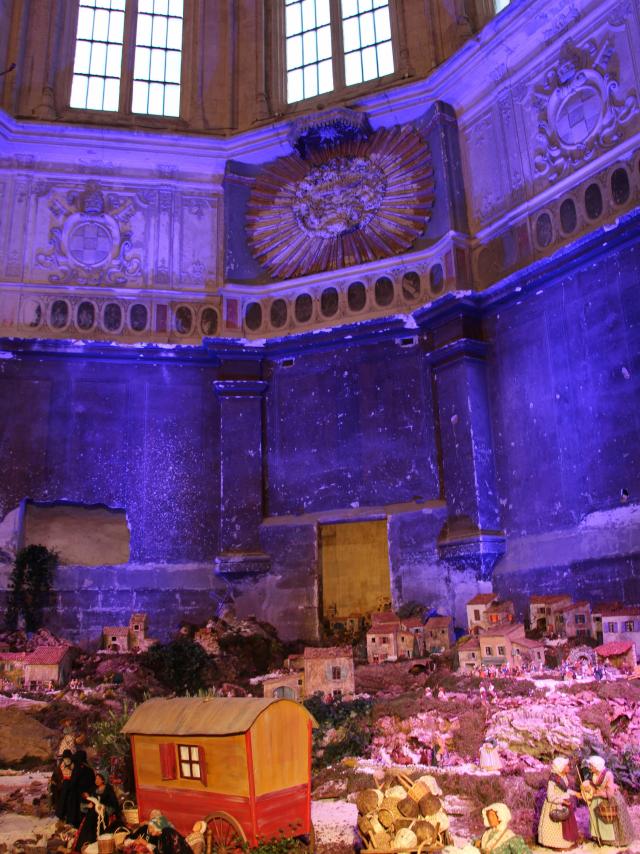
198 745 207 785
159 743 176 780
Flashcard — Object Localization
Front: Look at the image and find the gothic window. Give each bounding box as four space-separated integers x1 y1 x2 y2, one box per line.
70 0 183 117
284 0 395 104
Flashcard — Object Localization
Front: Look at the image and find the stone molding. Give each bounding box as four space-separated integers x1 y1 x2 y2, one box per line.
212 380 269 398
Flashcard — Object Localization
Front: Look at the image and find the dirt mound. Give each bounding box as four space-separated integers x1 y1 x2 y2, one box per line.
0 708 57 765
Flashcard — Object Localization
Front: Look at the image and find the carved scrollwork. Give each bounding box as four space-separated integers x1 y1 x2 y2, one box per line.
533 37 638 181
35 181 143 286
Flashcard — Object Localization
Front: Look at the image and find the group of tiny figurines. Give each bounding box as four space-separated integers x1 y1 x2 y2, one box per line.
49 746 202 853
448 754 634 854
49 715 634 854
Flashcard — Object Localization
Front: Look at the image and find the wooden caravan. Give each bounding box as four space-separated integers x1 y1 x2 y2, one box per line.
122 696 317 851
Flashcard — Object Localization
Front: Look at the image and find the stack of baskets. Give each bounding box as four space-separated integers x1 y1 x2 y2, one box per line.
356 772 449 851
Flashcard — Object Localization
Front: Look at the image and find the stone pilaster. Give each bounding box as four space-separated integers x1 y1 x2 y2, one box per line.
426 306 505 580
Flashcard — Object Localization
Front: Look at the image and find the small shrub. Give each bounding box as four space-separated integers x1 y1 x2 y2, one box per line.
142 637 214 695
449 707 488 759
6 545 58 631
303 695 374 768
218 630 283 678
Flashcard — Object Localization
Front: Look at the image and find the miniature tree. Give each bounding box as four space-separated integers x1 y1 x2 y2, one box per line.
6 545 58 631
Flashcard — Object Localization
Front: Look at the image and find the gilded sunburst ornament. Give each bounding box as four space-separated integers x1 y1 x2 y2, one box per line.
246 125 434 279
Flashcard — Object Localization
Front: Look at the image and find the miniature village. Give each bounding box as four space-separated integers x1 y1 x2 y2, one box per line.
1 585 640 854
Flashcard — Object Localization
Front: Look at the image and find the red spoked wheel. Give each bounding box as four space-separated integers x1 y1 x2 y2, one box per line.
204 811 247 854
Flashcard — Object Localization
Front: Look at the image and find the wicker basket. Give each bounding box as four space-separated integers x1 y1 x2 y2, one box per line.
398 797 420 819
357 788 383 815
419 794 442 818
97 834 115 854
595 801 618 824
414 820 439 845
122 800 139 826
397 772 431 804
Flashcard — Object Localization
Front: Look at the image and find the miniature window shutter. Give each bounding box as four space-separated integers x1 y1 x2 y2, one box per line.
159 743 177 780
197 745 207 785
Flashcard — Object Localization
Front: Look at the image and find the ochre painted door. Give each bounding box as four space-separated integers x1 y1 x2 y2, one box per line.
320 520 391 620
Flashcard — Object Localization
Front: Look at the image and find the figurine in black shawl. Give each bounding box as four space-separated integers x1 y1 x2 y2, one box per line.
71 769 123 852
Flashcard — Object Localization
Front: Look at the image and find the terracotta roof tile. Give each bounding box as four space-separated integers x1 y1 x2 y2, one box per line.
467 594 496 605
595 605 640 617
367 624 399 633
596 641 634 657
303 646 353 660
25 646 71 664
370 611 399 625
425 616 452 628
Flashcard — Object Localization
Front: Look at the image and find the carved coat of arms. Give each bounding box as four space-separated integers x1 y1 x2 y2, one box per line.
36 182 142 285
533 38 637 181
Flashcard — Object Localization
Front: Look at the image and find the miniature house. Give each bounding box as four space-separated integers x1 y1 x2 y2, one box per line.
262 647 353 700
102 613 156 653
457 636 481 670
484 600 516 628
261 655 305 700
466 594 499 633
303 646 355 698
561 601 594 639
366 611 422 663
423 616 455 653
262 670 305 701
478 623 545 669
122 697 317 845
528 595 574 635
595 640 637 669
593 604 640 647
0 645 73 687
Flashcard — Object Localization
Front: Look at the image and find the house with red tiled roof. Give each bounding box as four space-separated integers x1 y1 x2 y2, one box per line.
529 594 573 635
303 646 354 698
595 640 636 669
23 645 74 686
366 611 422 663
0 646 73 687
466 594 514 634
424 615 454 653
475 623 545 669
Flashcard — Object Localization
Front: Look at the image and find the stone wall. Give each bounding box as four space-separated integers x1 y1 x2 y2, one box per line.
0 342 222 562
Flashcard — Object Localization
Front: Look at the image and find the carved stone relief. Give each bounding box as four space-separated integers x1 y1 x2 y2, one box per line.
533 38 637 181
35 182 143 286
246 113 434 279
